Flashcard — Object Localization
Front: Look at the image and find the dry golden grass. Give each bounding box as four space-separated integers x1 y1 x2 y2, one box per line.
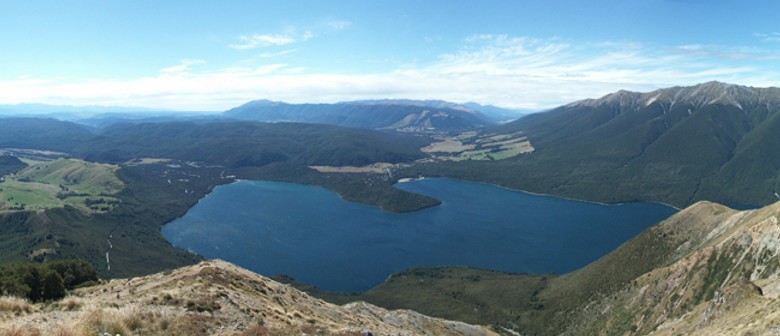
52 296 83 311
0 296 32 314
0 326 41 336
75 306 138 336
0 260 498 336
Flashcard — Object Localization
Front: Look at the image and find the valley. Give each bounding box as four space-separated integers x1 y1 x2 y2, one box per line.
5 2 780 335
3 82 780 335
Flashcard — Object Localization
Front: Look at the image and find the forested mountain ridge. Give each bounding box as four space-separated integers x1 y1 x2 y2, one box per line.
410 82 780 208
224 99 495 132
76 121 429 167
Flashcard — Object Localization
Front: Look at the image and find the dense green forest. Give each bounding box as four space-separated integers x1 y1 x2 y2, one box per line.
0 260 97 302
0 155 27 176
76 121 430 167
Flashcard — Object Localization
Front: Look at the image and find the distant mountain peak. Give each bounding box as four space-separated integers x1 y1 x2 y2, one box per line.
571 82 779 111
244 99 285 106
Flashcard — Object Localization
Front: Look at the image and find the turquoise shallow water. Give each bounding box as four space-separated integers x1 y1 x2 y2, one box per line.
162 178 677 292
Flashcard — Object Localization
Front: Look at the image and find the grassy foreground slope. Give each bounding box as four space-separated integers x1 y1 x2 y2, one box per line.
301 200 780 335
0 260 498 336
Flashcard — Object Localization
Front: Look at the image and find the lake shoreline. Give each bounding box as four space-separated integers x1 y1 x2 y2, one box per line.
395 176 682 211
163 178 677 292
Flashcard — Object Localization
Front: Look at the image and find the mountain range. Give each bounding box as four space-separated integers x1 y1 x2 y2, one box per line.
223 99 507 132
5 81 780 335
413 81 780 208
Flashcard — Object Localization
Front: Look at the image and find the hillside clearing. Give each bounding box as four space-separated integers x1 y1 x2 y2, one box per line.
425 131 534 161
0 158 123 214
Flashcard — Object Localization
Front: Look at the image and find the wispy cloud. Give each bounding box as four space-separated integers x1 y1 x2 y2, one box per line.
230 32 313 50
258 49 298 58
161 59 206 74
3 35 779 111
756 32 780 43
252 64 288 75
671 43 780 60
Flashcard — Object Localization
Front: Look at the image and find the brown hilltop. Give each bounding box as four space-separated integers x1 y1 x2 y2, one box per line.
0 260 498 336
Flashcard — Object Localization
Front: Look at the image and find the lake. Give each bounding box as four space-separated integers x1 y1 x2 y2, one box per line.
162 178 677 292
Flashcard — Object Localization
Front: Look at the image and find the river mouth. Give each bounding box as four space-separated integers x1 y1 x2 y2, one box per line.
162 178 677 292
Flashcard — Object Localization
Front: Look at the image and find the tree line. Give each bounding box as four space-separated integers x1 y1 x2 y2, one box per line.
0 260 98 302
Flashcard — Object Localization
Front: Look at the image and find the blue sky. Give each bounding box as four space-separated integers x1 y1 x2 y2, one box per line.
1 0 779 111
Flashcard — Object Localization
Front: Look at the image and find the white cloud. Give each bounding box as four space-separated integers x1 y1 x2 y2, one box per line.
230 31 314 50
756 32 780 43
252 64 288 75
230 34 298 49
3 35 779 111
161 59 206 74
672 43 780 60
258 49 298 58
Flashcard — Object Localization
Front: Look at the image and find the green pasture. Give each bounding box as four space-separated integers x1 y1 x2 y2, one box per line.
0 158 123 214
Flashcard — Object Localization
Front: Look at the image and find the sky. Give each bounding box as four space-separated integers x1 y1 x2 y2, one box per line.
1 0 779 111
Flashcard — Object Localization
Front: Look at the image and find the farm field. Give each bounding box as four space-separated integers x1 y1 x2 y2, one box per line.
0 158 123 214
423 131 534 161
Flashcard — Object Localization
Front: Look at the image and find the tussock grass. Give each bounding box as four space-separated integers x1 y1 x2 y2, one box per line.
76 306 138 336
0 296 32 314
0 326 41 336
54 296 84 311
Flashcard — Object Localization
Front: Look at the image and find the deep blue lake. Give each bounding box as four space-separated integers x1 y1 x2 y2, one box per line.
162 178 677 292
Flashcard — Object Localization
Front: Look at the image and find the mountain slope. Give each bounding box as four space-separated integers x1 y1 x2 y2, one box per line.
76 121 429 167
0 118 94 152
0 260 498 336
410 82 780 208
558 200 780 335
506 81 780 207
224 100 494 132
